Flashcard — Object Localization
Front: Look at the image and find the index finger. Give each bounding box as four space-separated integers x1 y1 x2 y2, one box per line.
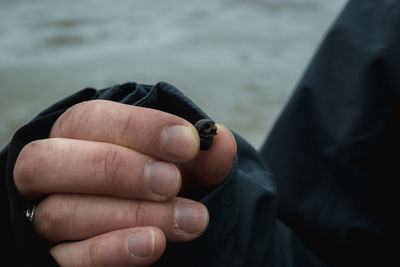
50 100 200 163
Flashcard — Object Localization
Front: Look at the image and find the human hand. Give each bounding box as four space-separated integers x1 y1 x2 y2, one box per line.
13 100 237 266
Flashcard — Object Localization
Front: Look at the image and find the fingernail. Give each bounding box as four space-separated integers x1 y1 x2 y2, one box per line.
174 201 209 234
126 230 155 257
162 125 197 160
145 161 180 197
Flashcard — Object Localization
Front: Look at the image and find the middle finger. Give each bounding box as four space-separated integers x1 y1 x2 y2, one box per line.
14 138 181 200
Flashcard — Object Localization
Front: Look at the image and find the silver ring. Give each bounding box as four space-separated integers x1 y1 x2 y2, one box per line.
25 204 37 223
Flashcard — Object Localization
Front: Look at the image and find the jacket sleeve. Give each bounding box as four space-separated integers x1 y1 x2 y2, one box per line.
261 0 400 265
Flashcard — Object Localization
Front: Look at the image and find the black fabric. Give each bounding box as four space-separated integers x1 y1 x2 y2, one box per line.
261 0 400 265
1 0 399 266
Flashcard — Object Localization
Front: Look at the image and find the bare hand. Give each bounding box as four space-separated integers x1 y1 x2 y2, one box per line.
14 100 237 266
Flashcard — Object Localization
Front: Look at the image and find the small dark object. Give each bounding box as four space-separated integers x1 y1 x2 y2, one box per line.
195 119 218 150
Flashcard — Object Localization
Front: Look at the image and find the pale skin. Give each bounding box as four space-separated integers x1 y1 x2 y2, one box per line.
13 100 237 267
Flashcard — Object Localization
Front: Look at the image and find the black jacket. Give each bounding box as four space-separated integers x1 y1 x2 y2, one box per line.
1 1 398 266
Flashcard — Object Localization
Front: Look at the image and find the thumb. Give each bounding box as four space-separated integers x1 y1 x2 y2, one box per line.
180 124 237 191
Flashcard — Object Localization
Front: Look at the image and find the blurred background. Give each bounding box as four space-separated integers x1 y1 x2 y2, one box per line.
0 0 347 149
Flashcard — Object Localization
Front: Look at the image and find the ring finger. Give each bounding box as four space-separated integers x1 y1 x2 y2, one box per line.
33 194 209 243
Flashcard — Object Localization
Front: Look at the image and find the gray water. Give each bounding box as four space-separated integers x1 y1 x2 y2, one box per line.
0 0 347 149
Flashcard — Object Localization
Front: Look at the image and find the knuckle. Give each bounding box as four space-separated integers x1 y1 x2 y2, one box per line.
13 140 45 195
35 195 73 241
134 200 147 226
116 107 152 146
97 146 125 190
87 239 101 266
51 101 92 137
119 112 135 143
